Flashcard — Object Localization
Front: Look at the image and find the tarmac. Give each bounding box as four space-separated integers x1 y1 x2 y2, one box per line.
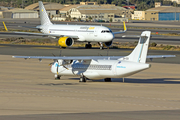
0 18 180 119
0 47 180 119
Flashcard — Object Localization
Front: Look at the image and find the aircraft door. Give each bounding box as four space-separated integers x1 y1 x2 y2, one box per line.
112 62 118 75
94 28 98 37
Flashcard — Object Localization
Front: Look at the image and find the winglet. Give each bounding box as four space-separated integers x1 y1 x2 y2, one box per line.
123 21 127 31
112 21 127 34
3 21 8 31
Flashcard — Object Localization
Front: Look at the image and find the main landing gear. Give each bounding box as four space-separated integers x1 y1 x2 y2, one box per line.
85 42 104 49
104 78 111 82
85 42 92 49
79 76 86 82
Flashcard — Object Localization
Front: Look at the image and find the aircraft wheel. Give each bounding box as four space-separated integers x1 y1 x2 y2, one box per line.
100 46 104 50
104 78 111 82
85 44 88 49
79 76 86 82
55 75 61 80
89 44 92 49
59 46 66 49
85 44 92 49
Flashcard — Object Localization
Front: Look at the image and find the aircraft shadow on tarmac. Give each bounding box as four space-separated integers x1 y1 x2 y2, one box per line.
68 78 180 84
59 46 129 51
38 82 85 86
36 78 180 86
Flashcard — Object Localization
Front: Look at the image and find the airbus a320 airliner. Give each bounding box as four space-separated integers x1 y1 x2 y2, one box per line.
11 1 127 49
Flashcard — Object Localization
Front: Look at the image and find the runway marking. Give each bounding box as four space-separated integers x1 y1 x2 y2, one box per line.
0 90 179 110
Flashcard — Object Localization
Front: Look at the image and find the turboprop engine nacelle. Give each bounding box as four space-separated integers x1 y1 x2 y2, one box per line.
57 59 73 66
103 41 113 47
58 37 74 48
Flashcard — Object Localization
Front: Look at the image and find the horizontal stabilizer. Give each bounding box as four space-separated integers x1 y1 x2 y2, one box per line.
13 32 79 39
18 26 41 30
147 55 176 59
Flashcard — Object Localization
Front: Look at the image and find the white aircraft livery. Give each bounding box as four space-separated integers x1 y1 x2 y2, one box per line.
13 1 127 49
13 31 175 82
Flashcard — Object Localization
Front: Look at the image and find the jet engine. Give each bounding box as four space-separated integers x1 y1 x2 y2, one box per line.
103 41 113 47
58 37 74 48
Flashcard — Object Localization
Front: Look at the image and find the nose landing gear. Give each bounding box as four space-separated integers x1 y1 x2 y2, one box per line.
79 76 86 82
98 42 104 50
55 74 61 80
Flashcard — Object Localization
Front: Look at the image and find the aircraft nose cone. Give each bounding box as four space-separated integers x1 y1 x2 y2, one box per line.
109 33 114 40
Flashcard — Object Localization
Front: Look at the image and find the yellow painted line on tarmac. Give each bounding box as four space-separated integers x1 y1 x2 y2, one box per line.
32 47 58 49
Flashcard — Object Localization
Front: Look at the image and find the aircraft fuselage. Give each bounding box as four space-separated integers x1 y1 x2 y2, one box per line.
50 60 150 80
39 24 114 42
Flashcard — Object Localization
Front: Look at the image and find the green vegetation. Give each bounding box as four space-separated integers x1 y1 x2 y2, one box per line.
0 37 179 51
150 42 157 47
110 18 113 22
1 0 179 10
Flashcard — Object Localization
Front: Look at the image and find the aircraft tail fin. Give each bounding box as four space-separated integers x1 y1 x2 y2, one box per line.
38 1 52 25
127 31 151 63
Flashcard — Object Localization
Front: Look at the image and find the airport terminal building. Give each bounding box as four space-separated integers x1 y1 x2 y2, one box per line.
1 2 131 22
2 8 38 18
25 2 64 18
59 5 130 22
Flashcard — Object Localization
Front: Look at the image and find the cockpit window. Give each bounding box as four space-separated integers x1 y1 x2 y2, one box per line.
101 30 111 33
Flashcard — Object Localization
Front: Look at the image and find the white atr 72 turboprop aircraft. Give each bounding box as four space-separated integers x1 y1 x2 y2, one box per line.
12 1 127 49
13 31 175 82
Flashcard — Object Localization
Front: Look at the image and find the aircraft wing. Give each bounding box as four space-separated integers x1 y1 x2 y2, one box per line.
112 21 127 35
12 55 175 60
3 21 79 39
12 56 121 60
147 55 176 59
14 32 79 39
